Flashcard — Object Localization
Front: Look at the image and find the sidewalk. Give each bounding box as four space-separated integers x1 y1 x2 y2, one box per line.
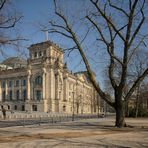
0 117 148 148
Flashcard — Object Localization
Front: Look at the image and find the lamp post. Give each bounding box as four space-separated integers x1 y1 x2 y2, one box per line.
72 91 75 121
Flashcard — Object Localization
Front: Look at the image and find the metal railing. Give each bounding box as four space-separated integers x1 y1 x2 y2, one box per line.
0 114 101 127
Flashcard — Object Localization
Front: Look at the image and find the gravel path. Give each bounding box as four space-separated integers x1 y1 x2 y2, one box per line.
0 117 147 148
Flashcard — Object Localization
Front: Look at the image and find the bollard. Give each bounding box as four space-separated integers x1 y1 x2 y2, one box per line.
39 116 41 126
52 117 54 124
23 118 25 127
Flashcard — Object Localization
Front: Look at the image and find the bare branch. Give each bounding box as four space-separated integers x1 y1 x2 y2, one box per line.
108 0 129 17
0 38 28 46
113 24 128 40
129 6 145 47
70 28 114 107
90 0 126 42
63 46 77 52
80 27 91 44
0 16 23 29
48 29 73 39
129 0 132 11
52 0 114 107
119 0 139 89
49 21 69 32
53 0 71 32
107 18 119 89
105 18 123 65
125 68 148 101
86 15 109 46
128 35 148 63
0 0 6 10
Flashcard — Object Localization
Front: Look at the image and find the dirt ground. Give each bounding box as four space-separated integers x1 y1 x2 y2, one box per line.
0 117 148 148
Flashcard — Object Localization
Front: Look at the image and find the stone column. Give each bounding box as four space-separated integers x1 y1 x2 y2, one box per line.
42 68 46 100
5 80 8 101
81 83 84 114
55 74 59 100
27 70 31 100
19 79 22 101
49 68 55 112
55 72 59 112
12 79 15 100
42 68 48 112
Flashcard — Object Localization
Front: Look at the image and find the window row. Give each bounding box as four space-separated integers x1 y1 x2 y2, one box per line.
32 50 46 59
2 89 27 101
1 79 26 88
2 105 25 111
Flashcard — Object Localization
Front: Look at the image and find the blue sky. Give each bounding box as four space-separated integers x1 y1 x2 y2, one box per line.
9 0 100 74
2 0 98 76
14 0 52 44
2 0 147 89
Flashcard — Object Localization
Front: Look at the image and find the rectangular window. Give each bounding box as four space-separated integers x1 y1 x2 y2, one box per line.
32 105 37 111
9 81 12 87
36 90 42 100
9 90 12 100
2 91 5 101
44 50 46 55
16 90 19 100
23 89 26 100
34 52 37 58
22 79 26 86
39 51 42 57
16 80 19 87
2 81 5 88
14 105 17 110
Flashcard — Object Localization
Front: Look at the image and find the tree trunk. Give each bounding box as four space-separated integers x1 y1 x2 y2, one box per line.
115 99 126 127
125 100 129 117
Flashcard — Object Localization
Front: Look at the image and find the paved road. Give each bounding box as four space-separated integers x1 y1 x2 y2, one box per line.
0 118 147 148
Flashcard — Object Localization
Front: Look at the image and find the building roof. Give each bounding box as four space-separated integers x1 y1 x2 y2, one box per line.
28 41 63 52
0 64 12 69
2 57 27 68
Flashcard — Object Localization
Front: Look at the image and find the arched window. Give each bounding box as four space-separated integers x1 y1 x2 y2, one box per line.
35 76 42 85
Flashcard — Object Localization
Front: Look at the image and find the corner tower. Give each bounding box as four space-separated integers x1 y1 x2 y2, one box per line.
26 41 64 112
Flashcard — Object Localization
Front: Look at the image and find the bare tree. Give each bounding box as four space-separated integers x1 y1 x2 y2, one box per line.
0 0 25 55
128 51 148 117
47 0 148 127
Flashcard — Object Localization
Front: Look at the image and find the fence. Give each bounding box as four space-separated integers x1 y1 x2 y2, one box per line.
0 113 103 127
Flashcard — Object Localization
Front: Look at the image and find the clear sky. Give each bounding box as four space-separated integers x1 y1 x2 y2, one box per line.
3 0 101 78
8 0 102 74
13 0 53 45
2 0 147 89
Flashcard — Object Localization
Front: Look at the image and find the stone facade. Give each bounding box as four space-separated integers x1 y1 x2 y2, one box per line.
0 41 98 114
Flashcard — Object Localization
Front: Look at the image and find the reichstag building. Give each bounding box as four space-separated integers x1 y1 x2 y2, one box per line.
0 41 98 114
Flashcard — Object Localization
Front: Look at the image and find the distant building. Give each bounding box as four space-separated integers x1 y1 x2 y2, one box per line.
0 41 99 113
